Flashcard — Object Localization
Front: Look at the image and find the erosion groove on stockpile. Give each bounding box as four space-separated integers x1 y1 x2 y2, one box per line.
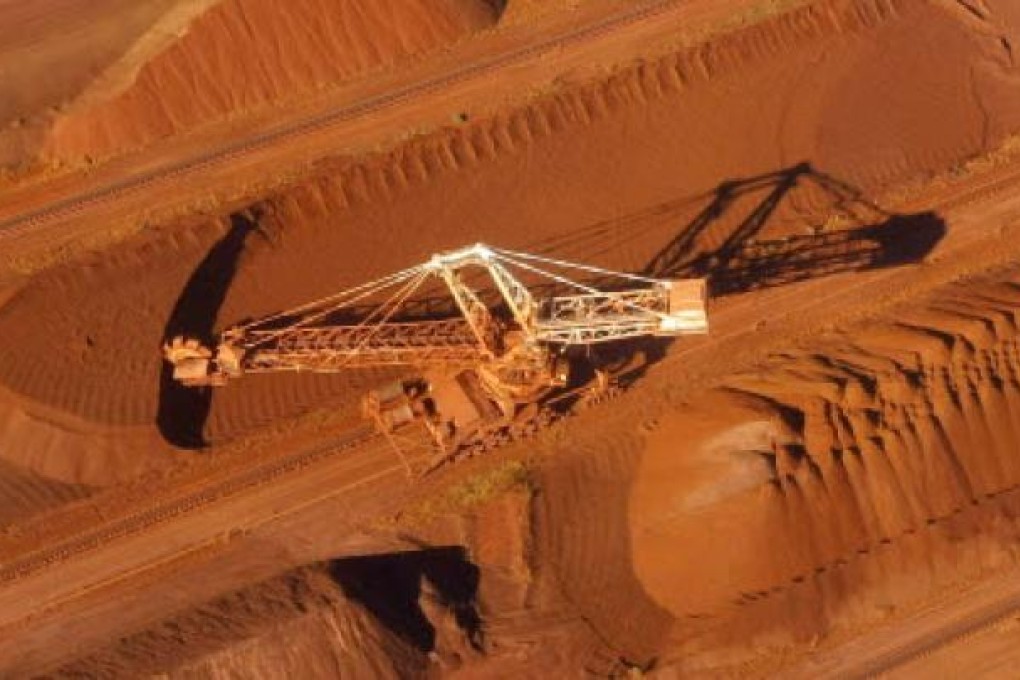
627 271 1020 672
734 274 1020 544
0 0 1016 487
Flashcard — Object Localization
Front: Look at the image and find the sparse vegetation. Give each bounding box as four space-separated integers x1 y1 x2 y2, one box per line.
392 459 536 530
444 459 535 508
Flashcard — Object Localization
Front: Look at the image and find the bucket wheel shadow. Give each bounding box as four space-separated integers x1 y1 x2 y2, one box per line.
156 211 263 448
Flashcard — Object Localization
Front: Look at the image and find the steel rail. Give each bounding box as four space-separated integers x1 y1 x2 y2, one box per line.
0 0 686 239
0 425 379 584
2 0 1020 605
5 160 1020 586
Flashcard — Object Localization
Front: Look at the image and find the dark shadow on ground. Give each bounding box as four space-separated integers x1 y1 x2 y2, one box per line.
156 211 260 448
639 161 946 295
329 547 483 654
706 210 945 295
154 163 945 447
486 0 509 19
491 161 947 392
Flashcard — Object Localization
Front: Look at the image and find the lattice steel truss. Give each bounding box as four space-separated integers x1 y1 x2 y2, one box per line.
165 243 708 386
239 319 493 373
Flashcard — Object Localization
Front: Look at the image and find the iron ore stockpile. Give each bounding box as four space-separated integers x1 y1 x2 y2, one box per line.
3 0 1020 676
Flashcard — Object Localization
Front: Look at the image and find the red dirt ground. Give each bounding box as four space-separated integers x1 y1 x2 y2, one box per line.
41 0 501 164
0 0 183 168
1 0 1018 483
633 272 1020 672
3 0 1020 675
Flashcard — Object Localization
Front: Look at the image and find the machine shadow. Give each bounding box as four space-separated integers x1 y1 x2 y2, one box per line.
157 211 260 448
154 162 944 445
515 161 946 388
638 161 946 295
706 211 945 295
329 546 483 654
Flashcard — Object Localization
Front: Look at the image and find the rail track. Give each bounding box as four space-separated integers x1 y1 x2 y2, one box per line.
0 0 686 240
910 158 1020 218
4 155 1020 588
2 0 1020 633
0 425 378 584
0 373 600 586
790 551 1020 678
854 599 1020 678
4 0 1011 246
